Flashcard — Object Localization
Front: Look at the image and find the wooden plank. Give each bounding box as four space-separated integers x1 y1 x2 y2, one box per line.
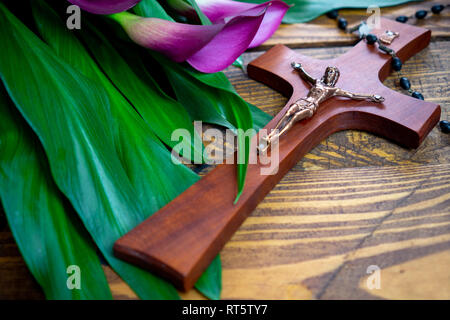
183 163 450 299
259 0 450 49
0 211 44 300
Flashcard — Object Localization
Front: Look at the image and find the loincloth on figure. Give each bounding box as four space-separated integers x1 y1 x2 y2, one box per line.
288 98 318 118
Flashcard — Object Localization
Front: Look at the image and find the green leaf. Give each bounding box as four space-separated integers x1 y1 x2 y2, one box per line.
248 102 272 131
0 86 112 300
185 0 212 25
243 0 418 24
156 56 271 129
0 3 181 299
232 56 245 70
155 57 234 128
194 255 222 300
134 0 173 20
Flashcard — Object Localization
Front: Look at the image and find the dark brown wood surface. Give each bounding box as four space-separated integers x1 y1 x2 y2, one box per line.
114 17 440 291
1 0 449 300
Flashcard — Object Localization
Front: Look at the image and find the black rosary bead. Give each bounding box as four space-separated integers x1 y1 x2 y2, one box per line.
431 4 445 14
411 91 424 100
399 77 411 90
439 120 450 133
415 10 428 19
337 17 348 30
326 9 339 19
392 57 402 71
366 34 377 45
396 15 408 23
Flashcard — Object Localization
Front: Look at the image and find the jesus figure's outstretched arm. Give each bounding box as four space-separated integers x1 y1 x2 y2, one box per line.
334 88 385 103
291 62 316 85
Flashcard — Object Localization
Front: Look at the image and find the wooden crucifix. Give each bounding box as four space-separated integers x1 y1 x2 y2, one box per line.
114 18 441 291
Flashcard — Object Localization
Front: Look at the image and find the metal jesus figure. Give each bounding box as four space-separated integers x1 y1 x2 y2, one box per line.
258 62 385 153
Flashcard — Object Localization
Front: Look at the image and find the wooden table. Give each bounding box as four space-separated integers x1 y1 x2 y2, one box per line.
1 0 449 300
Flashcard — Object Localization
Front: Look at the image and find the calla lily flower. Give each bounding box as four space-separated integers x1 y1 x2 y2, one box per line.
168 0 289 47
68 0 141 14
112 1 289 73
68 0 289 73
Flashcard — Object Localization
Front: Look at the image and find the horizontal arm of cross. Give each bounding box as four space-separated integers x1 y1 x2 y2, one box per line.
247 18 440 148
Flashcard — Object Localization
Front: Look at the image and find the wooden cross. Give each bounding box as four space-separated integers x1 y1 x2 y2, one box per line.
114 18 441 291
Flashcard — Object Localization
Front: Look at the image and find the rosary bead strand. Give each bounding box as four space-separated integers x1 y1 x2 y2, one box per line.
326 5 448 132
395 4 449 23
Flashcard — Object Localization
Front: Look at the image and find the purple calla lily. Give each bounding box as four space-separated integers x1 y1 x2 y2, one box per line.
68 0 140 14
167 0 289 48
113 1 289 72
110 12 222 62
187 6 266 72
69 0 289 73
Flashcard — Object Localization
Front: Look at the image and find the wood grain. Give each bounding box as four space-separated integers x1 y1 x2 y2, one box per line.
0 207 44 300
218 163 450 299
0 2 449 300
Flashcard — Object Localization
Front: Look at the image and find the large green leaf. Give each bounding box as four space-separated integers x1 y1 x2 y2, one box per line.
134 0 173 20
31 0 221 299
0 86 112 300
0 3 181 299
243 0 418 24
